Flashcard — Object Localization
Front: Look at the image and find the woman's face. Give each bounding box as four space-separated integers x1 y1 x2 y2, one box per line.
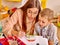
27 8 38 19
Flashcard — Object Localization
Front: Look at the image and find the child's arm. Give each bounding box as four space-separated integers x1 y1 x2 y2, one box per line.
34 23 40 35
48 40 54 45
48 26 58 45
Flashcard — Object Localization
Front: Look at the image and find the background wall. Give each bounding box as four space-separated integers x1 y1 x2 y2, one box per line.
1 0 60 14
2 0 28 9
2 0 60 12
46 0 60 13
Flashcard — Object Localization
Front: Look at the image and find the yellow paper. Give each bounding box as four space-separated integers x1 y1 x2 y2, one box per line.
41 0 47 9
2 14 9 18
4 6 9 11
0 14 9 20
0 0 2 8
0 12 9 20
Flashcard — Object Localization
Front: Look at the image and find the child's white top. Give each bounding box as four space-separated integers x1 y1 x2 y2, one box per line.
34 22 58 45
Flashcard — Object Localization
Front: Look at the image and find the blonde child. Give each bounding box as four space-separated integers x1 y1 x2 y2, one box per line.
34 8 58 45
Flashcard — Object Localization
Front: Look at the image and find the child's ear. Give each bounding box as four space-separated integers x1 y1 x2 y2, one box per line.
48 19 52 23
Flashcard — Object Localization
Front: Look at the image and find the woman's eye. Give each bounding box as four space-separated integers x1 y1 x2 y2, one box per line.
28 10 32 13
34 11 38 14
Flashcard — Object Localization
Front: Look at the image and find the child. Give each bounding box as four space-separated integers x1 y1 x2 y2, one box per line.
34 8 58 45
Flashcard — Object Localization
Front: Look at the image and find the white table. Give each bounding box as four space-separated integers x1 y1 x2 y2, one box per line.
19 36 48 45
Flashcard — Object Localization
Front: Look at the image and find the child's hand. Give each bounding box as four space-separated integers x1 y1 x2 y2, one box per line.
48 40 54 45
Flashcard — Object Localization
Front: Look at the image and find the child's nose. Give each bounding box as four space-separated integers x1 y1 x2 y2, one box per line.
40 22 43 26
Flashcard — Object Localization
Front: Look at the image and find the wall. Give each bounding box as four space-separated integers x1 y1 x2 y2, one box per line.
2 0 28 9
2 0 60 13
46 0 60 13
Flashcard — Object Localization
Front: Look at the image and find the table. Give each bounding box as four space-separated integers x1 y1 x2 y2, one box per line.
19 36 48 45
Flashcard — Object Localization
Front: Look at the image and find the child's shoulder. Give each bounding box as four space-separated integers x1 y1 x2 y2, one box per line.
35 22 39 26
35 22 40 28
50 23 57 30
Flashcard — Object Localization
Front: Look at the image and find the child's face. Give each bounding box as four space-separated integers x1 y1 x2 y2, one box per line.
27 8 38 19
39 16 49 28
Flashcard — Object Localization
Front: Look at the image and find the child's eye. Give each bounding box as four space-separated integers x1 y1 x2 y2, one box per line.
42 21 45 23
34 11 38 14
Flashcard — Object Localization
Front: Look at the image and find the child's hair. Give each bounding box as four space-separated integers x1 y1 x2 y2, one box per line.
39 8 54 20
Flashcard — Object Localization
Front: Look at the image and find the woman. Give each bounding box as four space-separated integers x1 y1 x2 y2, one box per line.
21 0 41 35
2 9 24 37
2 0 41 37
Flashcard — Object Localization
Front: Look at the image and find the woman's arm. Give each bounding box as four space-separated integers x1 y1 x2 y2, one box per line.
2 9 22 37
17 9 23 31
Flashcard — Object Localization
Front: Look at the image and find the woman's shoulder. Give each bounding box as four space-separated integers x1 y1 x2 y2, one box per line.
15 8 23 13
16 8 22 11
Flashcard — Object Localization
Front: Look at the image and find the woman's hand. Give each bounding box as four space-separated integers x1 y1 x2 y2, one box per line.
18 31 25 38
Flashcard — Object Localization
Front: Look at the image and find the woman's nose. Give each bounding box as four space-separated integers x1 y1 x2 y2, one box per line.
40 22 43 26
